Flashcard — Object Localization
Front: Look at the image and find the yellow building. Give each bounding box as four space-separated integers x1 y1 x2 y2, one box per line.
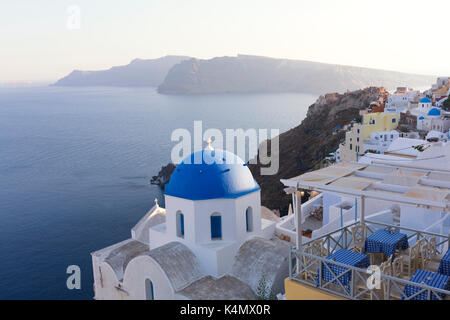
285 278 346 300
340 112 399 162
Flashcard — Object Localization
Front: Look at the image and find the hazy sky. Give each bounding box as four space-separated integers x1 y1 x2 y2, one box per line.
1 0 449 83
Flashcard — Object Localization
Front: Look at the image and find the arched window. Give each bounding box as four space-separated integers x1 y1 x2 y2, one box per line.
176 211 184 238
246 207 253 232
210 213 222 240
145 279 154 300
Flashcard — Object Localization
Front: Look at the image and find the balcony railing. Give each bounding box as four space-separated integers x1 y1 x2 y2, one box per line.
289 220 450 300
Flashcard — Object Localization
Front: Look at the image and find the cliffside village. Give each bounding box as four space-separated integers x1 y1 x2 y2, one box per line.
330 77 450 164
91 77 450 300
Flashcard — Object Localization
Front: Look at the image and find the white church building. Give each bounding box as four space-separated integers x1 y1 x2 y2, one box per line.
91 148 289 300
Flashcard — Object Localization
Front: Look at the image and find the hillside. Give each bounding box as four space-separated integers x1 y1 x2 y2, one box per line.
248 87 386 212
158 55 434 94
53 55 190 87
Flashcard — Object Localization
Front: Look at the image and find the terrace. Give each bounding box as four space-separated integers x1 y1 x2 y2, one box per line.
289 220 450 300
281 162 450 300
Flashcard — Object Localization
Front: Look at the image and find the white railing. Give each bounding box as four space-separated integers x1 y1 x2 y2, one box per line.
290 249 450 300
276 194 323 240
289 220 450 300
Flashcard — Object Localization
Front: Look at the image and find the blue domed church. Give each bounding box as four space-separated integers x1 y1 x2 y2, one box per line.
91 147 289 300
415 97 446 132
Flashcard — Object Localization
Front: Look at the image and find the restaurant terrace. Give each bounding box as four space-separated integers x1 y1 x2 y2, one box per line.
281 162 450 300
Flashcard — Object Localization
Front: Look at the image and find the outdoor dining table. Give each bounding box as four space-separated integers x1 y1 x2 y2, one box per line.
403 269 450 300
438 249 450 276
364 229 409 258
315 248 370 293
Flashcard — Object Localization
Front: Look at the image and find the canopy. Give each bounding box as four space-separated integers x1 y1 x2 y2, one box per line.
281 162 450 211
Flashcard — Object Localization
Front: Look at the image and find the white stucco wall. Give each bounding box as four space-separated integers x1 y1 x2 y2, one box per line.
161 191 261 278
399 205 443 233
123 255 175 300
92 258 126 300
322 192 342 225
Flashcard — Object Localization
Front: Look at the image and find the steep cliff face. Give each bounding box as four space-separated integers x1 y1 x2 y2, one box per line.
158 55 433 94
54 55 190 87
248 87 386 212
150 163 176 188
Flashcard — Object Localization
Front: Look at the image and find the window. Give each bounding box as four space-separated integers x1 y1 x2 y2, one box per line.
350 144 352 150
210 213 222 240
176 211 184 238
392 118 396 123
245 207 253 232
145 279 154 300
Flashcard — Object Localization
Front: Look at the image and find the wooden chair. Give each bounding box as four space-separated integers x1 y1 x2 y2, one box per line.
365 263 388 300
384 255 393 274
307 239 327 257
429 237 437 259
429 237 444 263
351 224 367 253
419 242 431 269
380 262 390 275
425 237 443 271
392 256 404 278
378 262 405 300
416 238 431 269
301 239 327 281
401 242 419 276
356 263 386 300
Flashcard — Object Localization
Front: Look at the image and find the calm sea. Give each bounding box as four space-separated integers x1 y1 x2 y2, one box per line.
0 86 317 299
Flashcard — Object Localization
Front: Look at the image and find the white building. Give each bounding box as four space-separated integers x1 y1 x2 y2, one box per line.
362 130 399 154
281 148 450 249
416 97 434 115
385 87 420 113
426 130 448 142
91 148 289 300
416 107 448 132
431 77 450 91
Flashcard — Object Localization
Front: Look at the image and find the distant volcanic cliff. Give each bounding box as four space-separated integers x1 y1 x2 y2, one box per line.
54 55 190 87
158 55 434 94
54 54 434 94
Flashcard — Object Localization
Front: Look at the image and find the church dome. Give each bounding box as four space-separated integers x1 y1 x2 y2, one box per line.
418 116 425 120
427 108 441 116
420 97 432 104
164 149 260 200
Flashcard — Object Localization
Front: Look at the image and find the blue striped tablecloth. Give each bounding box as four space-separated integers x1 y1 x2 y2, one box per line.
364 230 409 258
316 249 370 293
403 269 450 300
438 249 450 276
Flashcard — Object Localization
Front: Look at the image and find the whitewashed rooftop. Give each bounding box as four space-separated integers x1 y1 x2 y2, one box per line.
281 162 450 212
